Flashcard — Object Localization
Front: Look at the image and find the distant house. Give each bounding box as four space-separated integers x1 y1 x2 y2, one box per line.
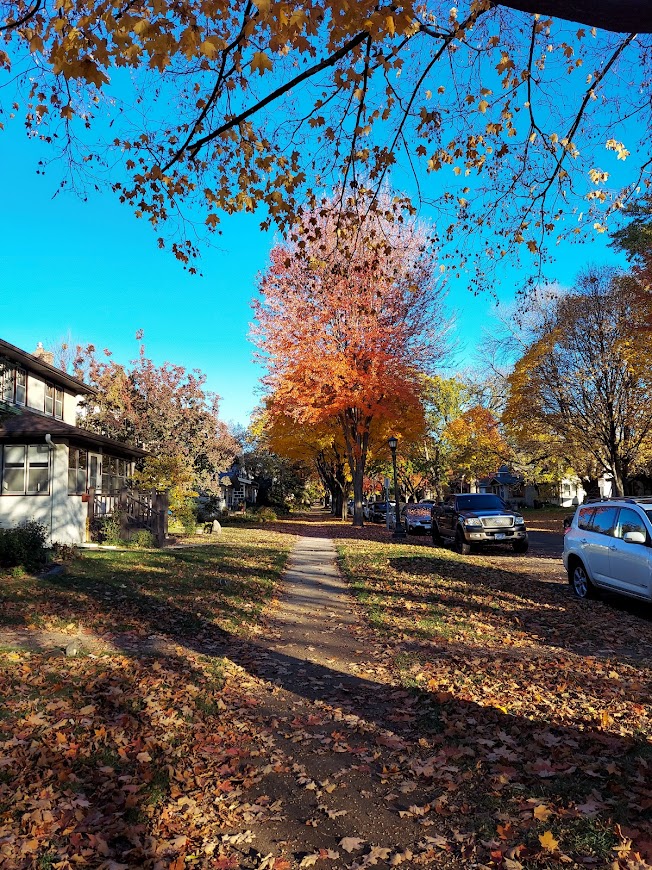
477 465 524 502
218 461 258 510
453 463 588 508
0 338 147 544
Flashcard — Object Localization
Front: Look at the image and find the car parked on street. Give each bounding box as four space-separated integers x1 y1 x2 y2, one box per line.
369 501 395 523
431 493 528 554
563 497 652 602
401 503 433 534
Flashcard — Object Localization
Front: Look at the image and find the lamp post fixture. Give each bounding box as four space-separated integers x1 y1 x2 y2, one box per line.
388 436 406 539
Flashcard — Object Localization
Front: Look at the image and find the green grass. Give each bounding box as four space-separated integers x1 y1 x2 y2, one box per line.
0 527 293 642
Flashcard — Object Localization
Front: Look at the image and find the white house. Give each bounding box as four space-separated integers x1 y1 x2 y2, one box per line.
0 339 147 544
218 461 258 510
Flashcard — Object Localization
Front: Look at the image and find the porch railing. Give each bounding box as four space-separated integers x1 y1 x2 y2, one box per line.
87 487 169 546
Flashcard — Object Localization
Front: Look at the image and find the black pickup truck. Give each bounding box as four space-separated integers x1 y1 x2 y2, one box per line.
431 493 529 555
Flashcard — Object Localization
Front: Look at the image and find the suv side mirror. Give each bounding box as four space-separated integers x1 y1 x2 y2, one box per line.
623 530 646 544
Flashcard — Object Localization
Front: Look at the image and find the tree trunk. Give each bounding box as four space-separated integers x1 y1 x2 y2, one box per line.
341 408 371 528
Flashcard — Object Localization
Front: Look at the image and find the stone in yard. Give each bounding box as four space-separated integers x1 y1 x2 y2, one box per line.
212 520 222 535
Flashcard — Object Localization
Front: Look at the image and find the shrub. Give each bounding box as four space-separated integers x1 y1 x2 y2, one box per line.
51 542 79 562
129 529 155 548
0 520 49 570
90 513 124 545
256 506 278 522
172 498 197 535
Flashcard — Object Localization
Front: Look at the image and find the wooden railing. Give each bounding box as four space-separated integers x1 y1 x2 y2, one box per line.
88 487 169 546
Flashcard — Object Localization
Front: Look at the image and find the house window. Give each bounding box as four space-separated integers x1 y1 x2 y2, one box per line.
68 448 88 494
0 365 27 406
101 456 128 493
45 384 64 419
1 445 50 494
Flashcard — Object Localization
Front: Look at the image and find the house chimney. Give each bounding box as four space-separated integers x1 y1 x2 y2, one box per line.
33 342 55 366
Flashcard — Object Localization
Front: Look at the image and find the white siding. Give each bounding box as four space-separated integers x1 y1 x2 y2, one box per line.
0 441 87 544
27 373 46 413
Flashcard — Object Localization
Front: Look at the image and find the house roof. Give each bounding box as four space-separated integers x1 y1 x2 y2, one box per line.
478 465 522 487
0 408 147 459
0 338 95 396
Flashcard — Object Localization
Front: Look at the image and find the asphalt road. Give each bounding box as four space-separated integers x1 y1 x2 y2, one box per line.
527 529 565 559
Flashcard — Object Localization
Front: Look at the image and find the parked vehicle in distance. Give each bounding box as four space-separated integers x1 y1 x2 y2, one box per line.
563 497 652 602
431 493 528 554
402 503 433 534
370 501 395 523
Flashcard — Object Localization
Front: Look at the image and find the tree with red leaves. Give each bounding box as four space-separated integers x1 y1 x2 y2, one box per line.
253 197 448 527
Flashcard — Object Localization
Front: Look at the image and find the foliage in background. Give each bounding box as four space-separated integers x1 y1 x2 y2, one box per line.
61 336 238 497
504 266 652 496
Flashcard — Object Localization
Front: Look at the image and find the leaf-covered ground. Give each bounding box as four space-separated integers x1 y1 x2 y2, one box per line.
0 528 295 869
1 517 651 870
337 536 652 869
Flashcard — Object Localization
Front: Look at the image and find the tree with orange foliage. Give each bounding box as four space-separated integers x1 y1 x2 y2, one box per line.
253 196 448 527
444 406 509 487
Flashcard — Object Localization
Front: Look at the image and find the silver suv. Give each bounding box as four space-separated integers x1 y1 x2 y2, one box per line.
563 498 652 601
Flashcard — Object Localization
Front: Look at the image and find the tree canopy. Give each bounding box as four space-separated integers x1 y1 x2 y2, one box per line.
253 196 446 525
504 266 652 495
70 339 238 494
1 0 651 278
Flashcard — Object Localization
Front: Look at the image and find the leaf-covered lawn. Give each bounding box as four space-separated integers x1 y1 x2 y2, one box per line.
0 529 294 869
1 527 293 642
338 539 652 869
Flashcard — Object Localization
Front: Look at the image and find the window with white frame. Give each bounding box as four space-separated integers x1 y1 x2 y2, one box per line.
68 448 88 494
1 364 27 406
44 383 64 419
101 456 128 493
1 444 50 494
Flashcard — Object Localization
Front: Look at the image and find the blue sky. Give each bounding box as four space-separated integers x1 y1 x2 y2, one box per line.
0 123 628 427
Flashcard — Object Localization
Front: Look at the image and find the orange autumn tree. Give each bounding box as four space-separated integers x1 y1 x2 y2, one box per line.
253 195 447 527
444 405 509 487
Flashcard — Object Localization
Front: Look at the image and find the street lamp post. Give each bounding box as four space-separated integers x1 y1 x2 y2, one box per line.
388 436 406 540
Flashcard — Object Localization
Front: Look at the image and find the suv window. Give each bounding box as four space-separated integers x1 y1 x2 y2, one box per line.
589 506 618 536
615 508 647 540
456 494 505 511
577 507 595 531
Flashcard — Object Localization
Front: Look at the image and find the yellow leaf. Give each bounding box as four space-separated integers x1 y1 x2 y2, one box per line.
385 15 395 36
533 804 552 821
539 831 559 852
250 51 273 75
200 38 222 59
478 100 489 113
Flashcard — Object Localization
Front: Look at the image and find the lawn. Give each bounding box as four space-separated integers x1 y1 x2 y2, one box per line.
0 528 294 870
1 527 293 641
337 538 652 869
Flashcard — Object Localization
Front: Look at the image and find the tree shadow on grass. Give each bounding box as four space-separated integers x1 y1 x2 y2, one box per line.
384 553 652 664
3 551 652 869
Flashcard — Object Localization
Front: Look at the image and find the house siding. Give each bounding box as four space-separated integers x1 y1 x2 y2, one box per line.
0 442 87 544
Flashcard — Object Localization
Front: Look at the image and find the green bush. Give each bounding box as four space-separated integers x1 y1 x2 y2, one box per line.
0 521 49 570
129 529 155 548
172 499 197 535
90 513 124 545
219 511 257 525
256 506 278 522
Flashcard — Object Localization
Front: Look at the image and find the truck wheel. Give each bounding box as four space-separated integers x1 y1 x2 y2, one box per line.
512 539 529 553
455 528 471 555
